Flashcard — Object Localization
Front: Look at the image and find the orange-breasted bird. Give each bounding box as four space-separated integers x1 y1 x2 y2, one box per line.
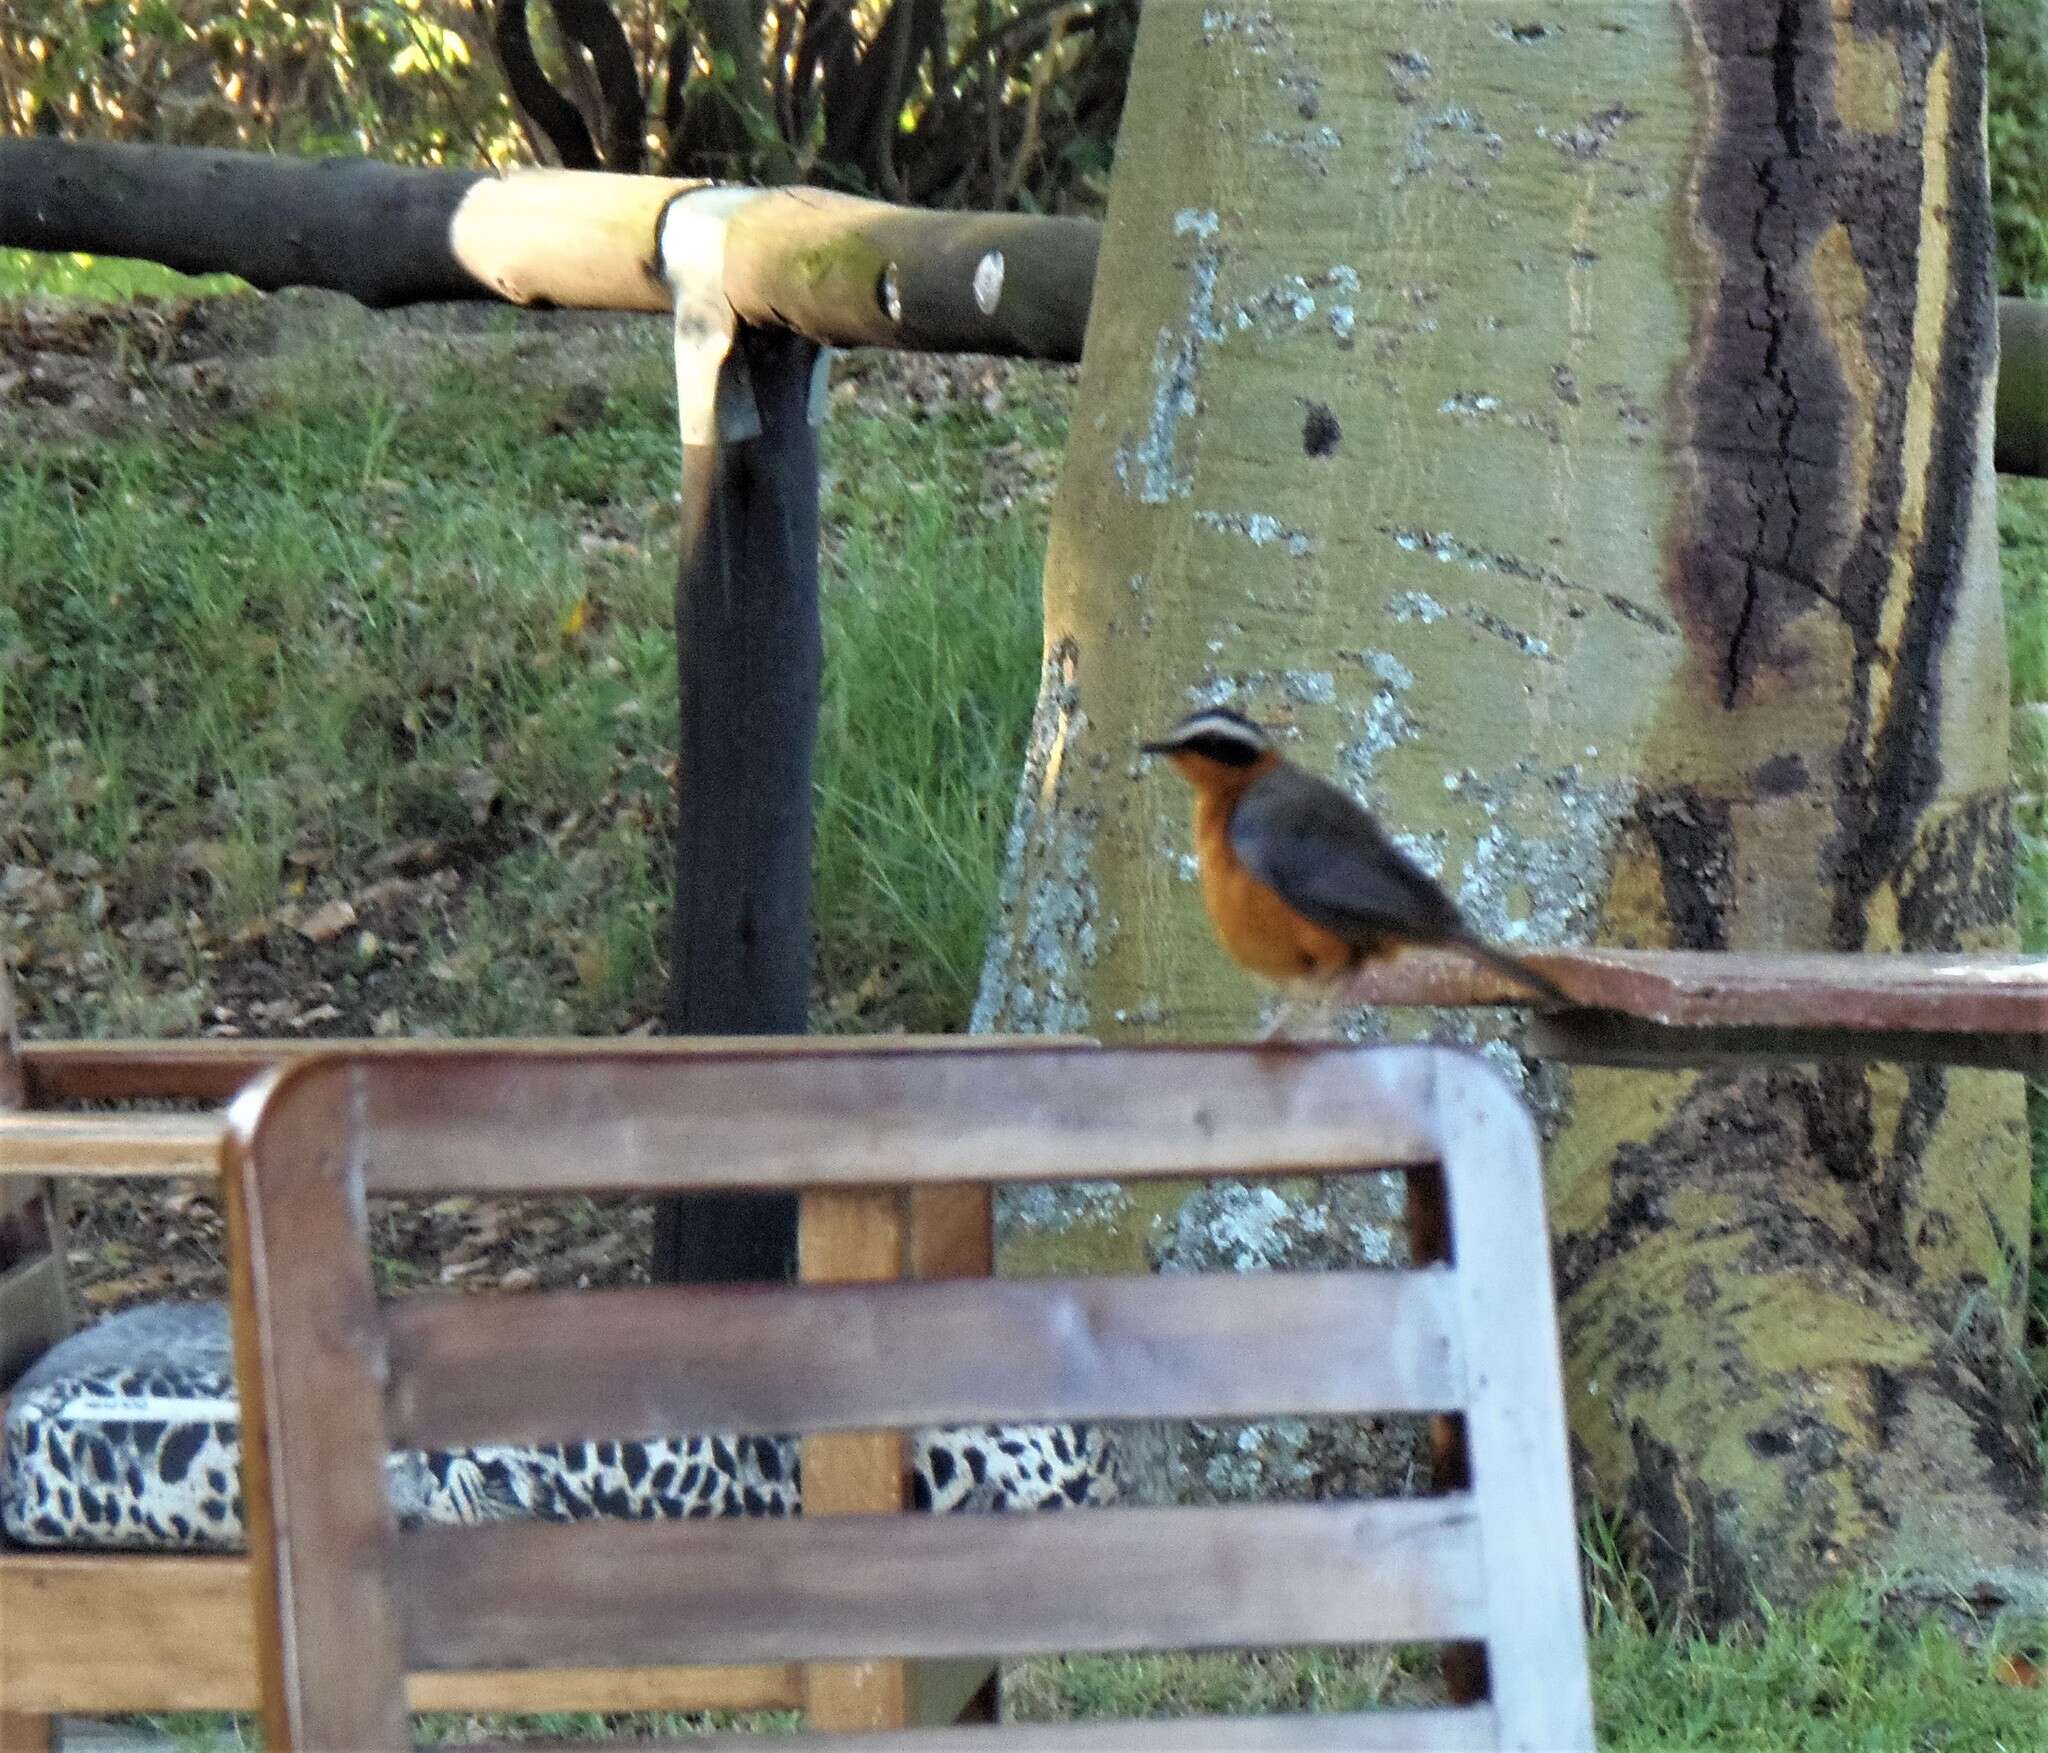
1142 707 1566 1033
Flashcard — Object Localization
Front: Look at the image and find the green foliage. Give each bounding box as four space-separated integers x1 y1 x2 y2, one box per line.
1989 0 2048 297
2004 474 2048 1452
0 0 520 166
0 248 242 301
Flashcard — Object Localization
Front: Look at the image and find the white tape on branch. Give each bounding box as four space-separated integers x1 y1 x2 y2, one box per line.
660 186 763 449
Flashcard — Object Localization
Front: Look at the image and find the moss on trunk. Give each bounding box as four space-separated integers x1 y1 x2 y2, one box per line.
979 0 2043 1615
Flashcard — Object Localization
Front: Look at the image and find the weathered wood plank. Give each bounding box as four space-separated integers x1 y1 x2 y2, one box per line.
1348 946 2048 1031
798 1189 914 1733
234 1045 1443 1196
0 1112 222 1179
1431 1058 1596 1748
396 1500 1485 1674
224 1068 411 1753
470 1706 1502 1751
0 1554 797 1714
384 1269 1466 1450
19 1032 1092 1105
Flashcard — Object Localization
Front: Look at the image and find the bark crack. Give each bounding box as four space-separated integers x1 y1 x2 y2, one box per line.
1725 9 1811 708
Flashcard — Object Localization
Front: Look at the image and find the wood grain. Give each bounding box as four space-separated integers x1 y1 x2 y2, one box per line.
384 1268 1466 1450
19 1031 1093 1105
0 1111 222 1178
224 1065 411 1753
0 1553 797 1714
396 1499 1486 1674
1348 945 2048 1030
232 1045 1443 1196
798 1189 914 1733
466 1706 1501 1750
1430 1057 1596 1748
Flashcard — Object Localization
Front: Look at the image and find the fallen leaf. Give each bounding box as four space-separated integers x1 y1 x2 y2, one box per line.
1995 1653 2040 1688
296 899 358 942
453 766 500 824
561 596 590 639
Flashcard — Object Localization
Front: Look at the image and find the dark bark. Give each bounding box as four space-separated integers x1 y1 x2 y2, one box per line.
650 327 824 1286
0 140 489 307
552 0 648 170
495 0 601 170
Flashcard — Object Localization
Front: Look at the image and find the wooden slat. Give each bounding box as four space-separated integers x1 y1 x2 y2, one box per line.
1431 1056 1596 1748
798 1189 915 1734
20 1031 1094 1105
384 1268 1466 1451
1348 945 2048 1031
232 1044 1441 1197
478 1706 1502 1750
0 1111 222 1178
396 1499 1485 1674
224 1067 411 1753
0 1553 796 1714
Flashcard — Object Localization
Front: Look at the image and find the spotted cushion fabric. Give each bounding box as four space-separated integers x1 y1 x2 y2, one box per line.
1 1302 1119 1552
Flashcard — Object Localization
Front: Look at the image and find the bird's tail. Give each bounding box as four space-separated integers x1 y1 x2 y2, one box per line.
1455 934 1569 1005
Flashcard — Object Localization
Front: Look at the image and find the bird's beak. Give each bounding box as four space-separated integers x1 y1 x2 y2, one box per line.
1139 740 1172 756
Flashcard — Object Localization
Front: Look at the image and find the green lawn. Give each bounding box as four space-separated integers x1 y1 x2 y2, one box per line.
4 273 2045 1744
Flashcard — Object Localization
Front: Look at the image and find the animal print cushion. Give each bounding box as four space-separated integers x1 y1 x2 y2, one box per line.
1 1302 1118 1551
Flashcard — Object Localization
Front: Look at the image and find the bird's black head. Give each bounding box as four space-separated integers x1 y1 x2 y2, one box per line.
1141 707 1275 769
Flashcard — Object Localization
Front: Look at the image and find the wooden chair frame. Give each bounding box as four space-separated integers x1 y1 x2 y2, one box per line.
224 1040 1594 1750
0 1027 1046 1746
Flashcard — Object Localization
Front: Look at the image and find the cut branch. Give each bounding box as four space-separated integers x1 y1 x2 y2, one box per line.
0 141 1099 359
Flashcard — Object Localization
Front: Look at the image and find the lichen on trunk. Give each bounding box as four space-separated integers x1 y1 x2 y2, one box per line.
977 0 2043 1614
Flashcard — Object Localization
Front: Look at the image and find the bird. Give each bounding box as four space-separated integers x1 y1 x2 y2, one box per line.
1141 706 1568 1036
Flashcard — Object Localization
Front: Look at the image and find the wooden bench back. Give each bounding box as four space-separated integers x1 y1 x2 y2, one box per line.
225 1042 1591 1750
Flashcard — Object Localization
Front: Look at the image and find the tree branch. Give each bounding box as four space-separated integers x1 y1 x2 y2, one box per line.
494 0 600 170
552 0 649 171
0 141 1102 360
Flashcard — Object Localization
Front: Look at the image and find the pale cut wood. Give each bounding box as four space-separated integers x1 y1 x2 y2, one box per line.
799 1190 914 1734
0 1111 221 1178
383 1268 1467 1451
0 1553 797 1714
232 1045 1441 1197
477 1706 1502 1751
1430 1058 1596 1749
223 1066 411 1753
396 1499 1486 1674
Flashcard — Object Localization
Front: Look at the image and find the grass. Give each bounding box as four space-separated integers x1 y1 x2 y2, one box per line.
0 247 244 303
0 296 1056 1037
2005 474 2048 1453
6 270 2047 1743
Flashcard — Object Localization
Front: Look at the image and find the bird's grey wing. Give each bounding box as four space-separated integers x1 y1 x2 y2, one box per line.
1229 769 1464 946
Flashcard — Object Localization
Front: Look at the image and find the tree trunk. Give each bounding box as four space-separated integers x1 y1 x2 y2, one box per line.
977 0 2044 1615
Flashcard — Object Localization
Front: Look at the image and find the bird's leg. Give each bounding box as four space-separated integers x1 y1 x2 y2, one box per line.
1259 979 1346 1043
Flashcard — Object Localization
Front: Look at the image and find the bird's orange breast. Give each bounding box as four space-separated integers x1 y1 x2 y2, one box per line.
1194 794 1360 983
